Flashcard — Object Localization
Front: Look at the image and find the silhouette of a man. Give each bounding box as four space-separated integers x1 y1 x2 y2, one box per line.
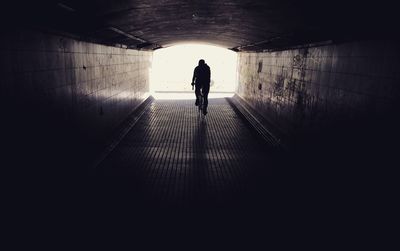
191 59 211 114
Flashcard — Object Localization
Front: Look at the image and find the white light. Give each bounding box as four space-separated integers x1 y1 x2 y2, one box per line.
150 44 237 99
153 92 234 100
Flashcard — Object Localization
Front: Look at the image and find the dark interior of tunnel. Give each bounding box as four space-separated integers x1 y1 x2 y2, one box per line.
1 0 399 243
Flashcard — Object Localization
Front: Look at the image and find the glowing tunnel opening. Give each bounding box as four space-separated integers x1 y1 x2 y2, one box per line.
149 44 237 99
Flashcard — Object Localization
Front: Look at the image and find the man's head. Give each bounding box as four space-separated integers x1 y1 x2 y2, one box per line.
198 59 205 66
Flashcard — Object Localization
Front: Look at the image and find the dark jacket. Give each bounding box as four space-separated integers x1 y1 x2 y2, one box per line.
192 64 211 87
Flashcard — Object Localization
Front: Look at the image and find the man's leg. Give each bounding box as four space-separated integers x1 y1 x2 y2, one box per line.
203 85 209 105
202 85 210 115
194 84 201 106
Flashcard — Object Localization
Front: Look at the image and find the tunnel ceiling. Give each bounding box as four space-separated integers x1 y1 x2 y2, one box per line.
5 0 400 51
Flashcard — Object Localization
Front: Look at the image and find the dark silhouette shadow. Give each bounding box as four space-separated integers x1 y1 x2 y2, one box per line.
192 59 210 115
188 119 210 206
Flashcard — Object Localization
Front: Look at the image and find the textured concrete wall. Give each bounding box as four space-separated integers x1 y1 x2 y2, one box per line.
0 29 152 169
237 40 400 148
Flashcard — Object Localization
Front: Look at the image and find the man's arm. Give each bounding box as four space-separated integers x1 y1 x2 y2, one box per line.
191 68 197 85
207 67 211 84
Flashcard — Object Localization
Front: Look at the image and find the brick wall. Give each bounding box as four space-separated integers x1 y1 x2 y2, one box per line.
0 29 152 169
237 40 400 148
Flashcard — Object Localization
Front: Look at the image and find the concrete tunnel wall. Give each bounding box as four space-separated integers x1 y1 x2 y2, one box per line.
2 27 400 170
236 40 400 149
1 29 152 168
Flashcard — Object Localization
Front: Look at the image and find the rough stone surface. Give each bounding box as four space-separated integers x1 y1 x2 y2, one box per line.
1 29 152 168
4 0 399 50
237 40 400 147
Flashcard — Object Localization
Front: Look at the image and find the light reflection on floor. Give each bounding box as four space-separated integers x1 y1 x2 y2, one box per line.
152 92 235 100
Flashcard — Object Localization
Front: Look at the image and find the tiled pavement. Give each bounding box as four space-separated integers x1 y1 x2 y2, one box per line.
96 97 274 207
86 97 366 240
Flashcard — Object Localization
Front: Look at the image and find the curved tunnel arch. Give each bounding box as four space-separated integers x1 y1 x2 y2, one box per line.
5 0 399 51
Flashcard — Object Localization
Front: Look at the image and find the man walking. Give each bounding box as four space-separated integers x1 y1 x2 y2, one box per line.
191 59 211 115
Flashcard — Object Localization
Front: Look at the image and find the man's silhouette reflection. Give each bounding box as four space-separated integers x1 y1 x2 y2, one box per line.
191 59 211 115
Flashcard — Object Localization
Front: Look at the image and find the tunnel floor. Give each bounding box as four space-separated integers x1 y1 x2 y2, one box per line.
95 97 275 207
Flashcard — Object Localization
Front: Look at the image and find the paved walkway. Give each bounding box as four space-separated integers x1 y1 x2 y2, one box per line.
97 97 273 206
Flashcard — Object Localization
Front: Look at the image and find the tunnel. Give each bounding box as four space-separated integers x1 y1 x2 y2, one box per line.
1 0 399 244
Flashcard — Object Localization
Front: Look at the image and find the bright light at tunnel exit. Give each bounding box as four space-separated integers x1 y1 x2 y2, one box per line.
150 44 237 99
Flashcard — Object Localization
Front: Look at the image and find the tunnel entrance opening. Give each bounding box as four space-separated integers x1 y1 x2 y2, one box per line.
150 44 237 100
